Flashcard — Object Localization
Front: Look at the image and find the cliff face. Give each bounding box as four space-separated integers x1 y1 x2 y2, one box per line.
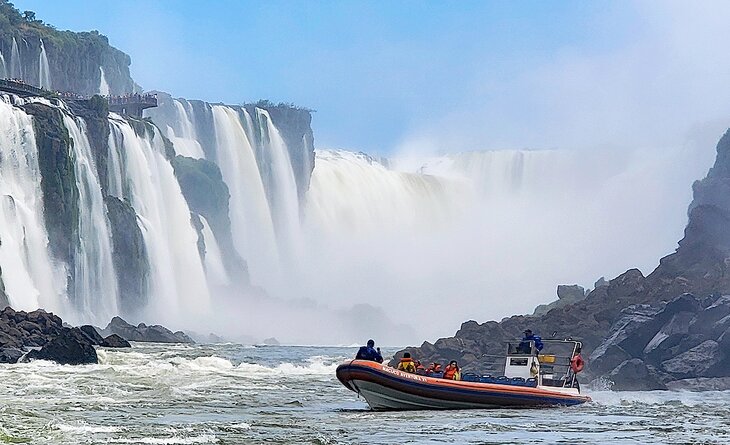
0 1 136 94
393 129 730 390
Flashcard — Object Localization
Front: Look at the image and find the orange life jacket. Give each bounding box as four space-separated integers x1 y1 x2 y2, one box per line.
443 364 460 380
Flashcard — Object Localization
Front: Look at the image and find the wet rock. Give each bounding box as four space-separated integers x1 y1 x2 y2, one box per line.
0 348 23 364
661 340 724 378
24 327 97 365
101 334 131 348
79 325 106 345
101 316 195 343
608 359 667 391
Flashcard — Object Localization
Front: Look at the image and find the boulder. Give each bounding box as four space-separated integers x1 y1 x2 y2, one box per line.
0 347 23 364
101 316 195 343
608 359 667 390
661 340 723 378
101 334 131 348
79 325 106 345
24 327 97 365
557 284 586 302
594 277 609 289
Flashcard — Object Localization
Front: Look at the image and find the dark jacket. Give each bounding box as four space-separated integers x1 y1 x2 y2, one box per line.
519 334 544 353
356 346 383 363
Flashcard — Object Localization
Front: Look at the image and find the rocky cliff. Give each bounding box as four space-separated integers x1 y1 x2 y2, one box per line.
0 1 136 94
393 129 730 390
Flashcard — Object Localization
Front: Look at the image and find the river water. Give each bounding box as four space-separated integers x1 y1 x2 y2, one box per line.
0 344 727 444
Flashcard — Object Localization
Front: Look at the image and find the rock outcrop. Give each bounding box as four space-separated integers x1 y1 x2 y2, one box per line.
0 307 100 364
393 129 730 389
0 1 136 94
100 316 194 344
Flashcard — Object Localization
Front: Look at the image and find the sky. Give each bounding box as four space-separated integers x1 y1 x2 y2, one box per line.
14 0 730 156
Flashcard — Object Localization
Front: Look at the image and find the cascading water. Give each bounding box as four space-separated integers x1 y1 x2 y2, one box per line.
255 109 302 262
0 98 66 313
99 67 110 96
211 105 278 283
166 100 205 158
107 115 211 321
63 115 119 324
200 215 230 288
10 36 22 79
0 52 7 79
38 39 50 89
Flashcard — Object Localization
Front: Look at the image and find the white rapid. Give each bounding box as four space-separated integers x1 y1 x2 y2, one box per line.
200 215 230 288
0 98 65 313
211 105 278 283
107 115 211 323
165 100 205 159
38 39 50 89
98 67 110 96
10 36 22 79
63 115 119 324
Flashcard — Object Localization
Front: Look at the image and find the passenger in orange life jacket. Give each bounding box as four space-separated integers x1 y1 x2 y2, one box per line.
397 352 417 373
415 360 426 375
443 360 460 380
425 362 442 377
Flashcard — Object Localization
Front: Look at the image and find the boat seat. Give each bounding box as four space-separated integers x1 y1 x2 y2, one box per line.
526 378 538 387
461 373 480 382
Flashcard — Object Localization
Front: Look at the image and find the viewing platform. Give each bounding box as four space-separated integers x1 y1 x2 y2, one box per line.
108 94 158 118
0 78 47 97
0 78 157 117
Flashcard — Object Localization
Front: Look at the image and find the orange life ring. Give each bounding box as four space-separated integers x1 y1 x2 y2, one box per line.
570 355 585 373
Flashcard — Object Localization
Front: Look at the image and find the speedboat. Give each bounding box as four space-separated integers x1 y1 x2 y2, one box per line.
336 339 591 410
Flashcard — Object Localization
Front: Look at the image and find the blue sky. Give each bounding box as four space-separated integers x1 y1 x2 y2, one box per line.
12 1 730 155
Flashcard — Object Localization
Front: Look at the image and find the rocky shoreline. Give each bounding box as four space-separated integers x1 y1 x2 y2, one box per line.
393 129 730 391
0 307 195 365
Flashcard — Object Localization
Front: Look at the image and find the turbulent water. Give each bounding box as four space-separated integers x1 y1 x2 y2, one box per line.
0 344 726 444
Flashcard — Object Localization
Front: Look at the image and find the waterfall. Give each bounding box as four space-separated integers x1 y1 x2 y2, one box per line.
10 36 22 79
0 99 66 313
0 52 7 78
63 115 119 324
166 100 205 158
255 109 302 260
38 39 50 89
211 105 278 282
99 67 110 95
200 215 230 287
108 115 210 320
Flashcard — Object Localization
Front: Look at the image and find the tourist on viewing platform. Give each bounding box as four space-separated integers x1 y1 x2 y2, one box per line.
355 339 383 363
397 352 417 373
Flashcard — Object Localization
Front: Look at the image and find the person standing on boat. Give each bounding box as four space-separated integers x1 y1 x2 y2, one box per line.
355 339 383 363
397 352 417 373
518 329 544 354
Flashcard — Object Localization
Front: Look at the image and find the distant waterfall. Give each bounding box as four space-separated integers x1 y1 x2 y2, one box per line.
0 52 7 78
166 100 205 158
63 115 119 323
211 105 278 282
10 37 22 79
200 215 230 287
0 99 66 313
38 39 50 89
107 115 211 320
99 67 110 95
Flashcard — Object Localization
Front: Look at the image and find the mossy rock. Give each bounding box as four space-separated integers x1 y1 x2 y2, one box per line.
22 102 78 265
